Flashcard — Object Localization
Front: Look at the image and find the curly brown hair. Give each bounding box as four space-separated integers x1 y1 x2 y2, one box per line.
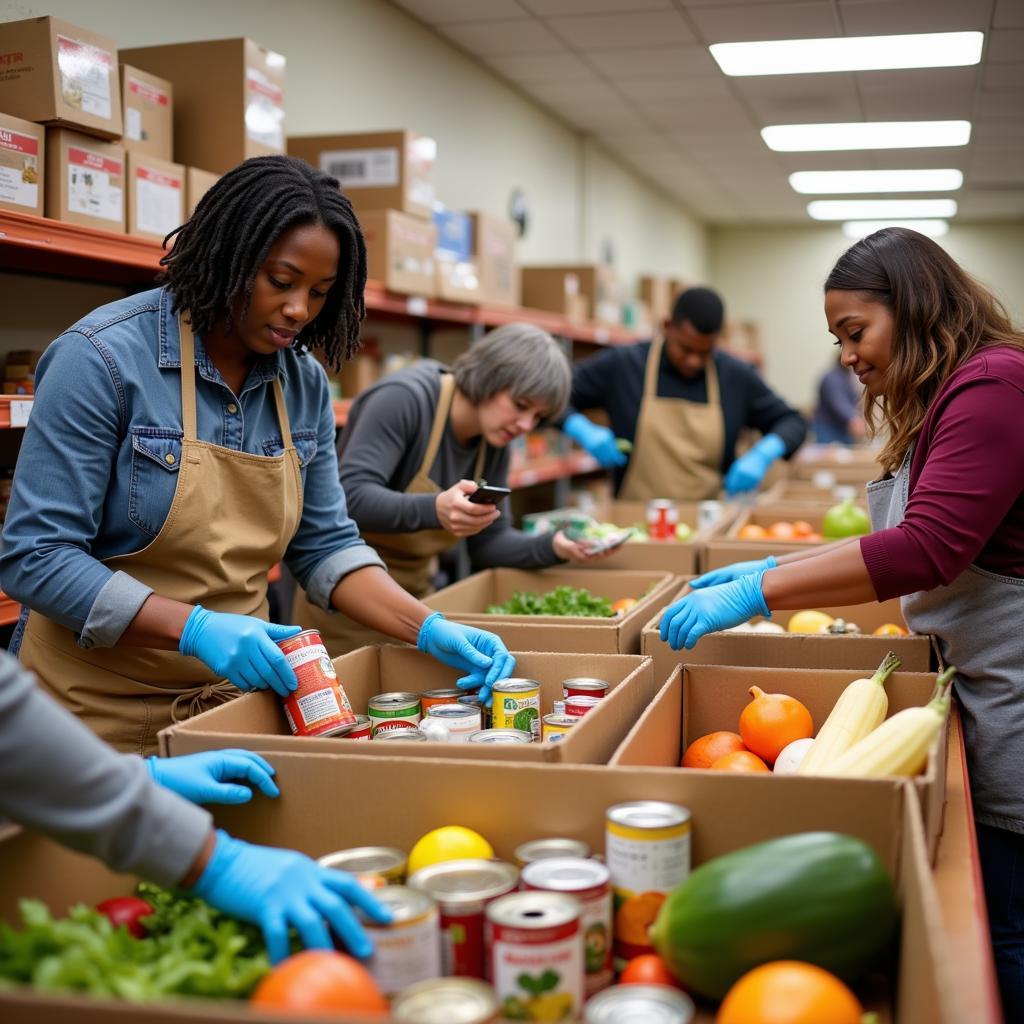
825 227 1024 474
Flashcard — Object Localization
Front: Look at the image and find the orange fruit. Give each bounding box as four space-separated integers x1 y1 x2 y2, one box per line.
611 597 639 614
251 951 387 1014
614 891 666 947
873 623 908 636
802 532 823 542
682 730 746 769
791 520 814 538
710 750 770 773
739 686 814 765
767 521 797 540
738 524 769 540
620 953 682 988
716 961 863 1024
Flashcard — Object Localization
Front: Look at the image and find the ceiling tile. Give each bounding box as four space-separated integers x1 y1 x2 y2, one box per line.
955 190 1024 216
993 0 1024 29
972 119 1024 149
837 0 989 35
982 62 1024 90
438 17 565 54
686 2 839 43
967 159 1024 185
857 67 978 120
777 150 877 170
547 96 645 130
987 29 1024 62
392 0 527 23
587 45 719 78
733 72 861 124
615 75 733 102
871 146 972 169
547 11 694 48
487 51 596 81
645 96 755 131
977 90 1024 119
518 76 621 104
522 0 671 13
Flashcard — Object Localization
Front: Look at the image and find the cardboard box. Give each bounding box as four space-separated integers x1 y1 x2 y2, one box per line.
640 274 671 324
360 208 436 297
339 351 381 397
121 39 285 174
432 204 472 261
423 567 677 654
160 648 656 763
759 478 862 504
0 757 962 1022
610 662 950 860
126 152 184 241
792 443 882 484
288 130 435 220
44 128 125 233
642 584 935 681
0 17 122 139
0 112 44 216
184 166 219 218
434 256 481 304
119 65 172 160
524 264 619 321
468 211 520 307
521 266 581 317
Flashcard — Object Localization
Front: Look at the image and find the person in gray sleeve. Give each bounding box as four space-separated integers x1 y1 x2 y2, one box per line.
293 323 610 656
0 651 390 964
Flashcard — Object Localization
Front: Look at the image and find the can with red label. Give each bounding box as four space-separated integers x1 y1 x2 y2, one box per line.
276 630 355 737
562 678 610 701
409 859 519 979
565 695 602 718
338 714 373 740
368 692 421 736
646 499 679 542
420 688 464 715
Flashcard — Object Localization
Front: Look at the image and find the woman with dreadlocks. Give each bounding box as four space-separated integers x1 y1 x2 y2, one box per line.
0 155 514 755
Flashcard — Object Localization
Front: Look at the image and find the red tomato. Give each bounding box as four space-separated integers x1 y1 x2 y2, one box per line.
620 953 682 988
96 897 154 938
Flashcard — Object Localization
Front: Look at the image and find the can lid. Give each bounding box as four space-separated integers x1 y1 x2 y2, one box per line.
522 856 609 892
358 884 435 924
409 858 519 904
368 692 421 709
392 977 499 1023
542 714 578 728
374 728 426 741
422 688 464 699
317 846 405 874
562 677 610 691
487 890 580 929
583 984 695 1024
514 837 591 865
468 728 532 744
427 704 477 720
491 677 540 694
565 695 601 707
607 800 691 829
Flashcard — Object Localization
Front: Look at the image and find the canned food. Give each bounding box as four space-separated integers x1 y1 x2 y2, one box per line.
697 500 724 533
409 859 519 979
646 499 679 542
318 846 407 884
522 857 613 995
514 837 591 867
361 886 442 997
584 984 695 1024
565 695 601 718
468 728 533 745
276 630 356 737
374 727 427 742
562 677 610 700
368 692 422 736
458 694 491 730
427 703 482 741
421 688 465 715
541 713 578 743
552 699 566 716
487 891 584 1021
606 801 691 967
490 678 541 739
392 977 500 1024
337 714 373 740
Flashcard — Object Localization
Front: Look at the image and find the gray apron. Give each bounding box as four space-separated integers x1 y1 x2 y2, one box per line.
867 449 1024 833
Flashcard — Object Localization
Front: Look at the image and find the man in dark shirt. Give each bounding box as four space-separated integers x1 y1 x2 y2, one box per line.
561 287 806 499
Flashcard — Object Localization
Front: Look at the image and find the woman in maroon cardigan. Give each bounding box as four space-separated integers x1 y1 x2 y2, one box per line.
659 227 1024 1018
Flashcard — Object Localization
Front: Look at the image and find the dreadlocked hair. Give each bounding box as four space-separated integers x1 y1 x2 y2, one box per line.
160 155 366 370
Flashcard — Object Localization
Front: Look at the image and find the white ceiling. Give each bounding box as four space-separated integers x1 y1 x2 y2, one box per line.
390 0 1024 224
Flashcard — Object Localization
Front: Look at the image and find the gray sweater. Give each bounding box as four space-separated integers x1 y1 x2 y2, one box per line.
0 653 211 886
339 361 558 570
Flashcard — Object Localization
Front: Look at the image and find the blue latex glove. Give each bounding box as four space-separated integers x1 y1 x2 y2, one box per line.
660 571 771 650
179 605 300 697
417 612 516 707
723 433 786 496
193 830 393 964
146 750 280 805
690 556 777 589
563 412 627 469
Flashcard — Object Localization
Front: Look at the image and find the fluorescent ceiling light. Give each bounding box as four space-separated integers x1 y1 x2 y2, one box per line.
790 169 963 194
711 31 983 76
762 120 971 152
808 199 957 220
841 220 949 239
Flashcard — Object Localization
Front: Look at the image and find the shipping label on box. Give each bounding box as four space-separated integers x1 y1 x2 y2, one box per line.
67 144 123 224
121 65 173 160
128 153 184 240
432 205 473 261
322 146 400 188
0 114 43 216
57 34 115 121
245 63 285 150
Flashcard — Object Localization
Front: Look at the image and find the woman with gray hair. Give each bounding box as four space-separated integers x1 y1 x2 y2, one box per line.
293 323 606 656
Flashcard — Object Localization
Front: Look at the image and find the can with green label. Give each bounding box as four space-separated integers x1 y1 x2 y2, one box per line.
490 678 541 740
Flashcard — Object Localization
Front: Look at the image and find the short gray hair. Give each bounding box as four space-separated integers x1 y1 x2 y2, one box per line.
453 323 571 418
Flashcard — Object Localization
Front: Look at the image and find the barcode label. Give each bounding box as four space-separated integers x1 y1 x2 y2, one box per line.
320 147 399 188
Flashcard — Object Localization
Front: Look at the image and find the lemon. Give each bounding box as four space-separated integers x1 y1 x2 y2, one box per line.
407 826 494 874
787 609 836 634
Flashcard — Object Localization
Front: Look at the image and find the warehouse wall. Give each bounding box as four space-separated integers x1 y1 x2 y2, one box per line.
709 221 1024 410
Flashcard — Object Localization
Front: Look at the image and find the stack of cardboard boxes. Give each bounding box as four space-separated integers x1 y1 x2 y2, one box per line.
521 263 623 326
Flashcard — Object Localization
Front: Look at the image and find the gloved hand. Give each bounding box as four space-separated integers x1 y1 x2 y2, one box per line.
723 433 786 496
563 412 627 469
690 556 777 589
417 612 516 707
147 750 280 805
660 571 771 650
193 830 393 964
179 605 300 697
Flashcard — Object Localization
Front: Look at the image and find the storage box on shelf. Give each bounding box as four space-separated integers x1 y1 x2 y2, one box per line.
44 128 126 234
126 152 184 242
119 65 173 160
0 113 44 217
468 211 519 308
639 274 671 324
521 263 620 325
360 208 436 298
610 662 950 860
160 647 657 764
183 167 218 218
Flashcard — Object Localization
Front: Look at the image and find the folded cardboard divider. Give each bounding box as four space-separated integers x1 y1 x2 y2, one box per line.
421 567 678 654
609 662 949 862
0 755 960 1022
160 648 657 764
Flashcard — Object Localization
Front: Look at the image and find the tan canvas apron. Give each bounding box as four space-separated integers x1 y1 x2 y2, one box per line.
619 336 726 502
292 373 485 657
18 315 303 756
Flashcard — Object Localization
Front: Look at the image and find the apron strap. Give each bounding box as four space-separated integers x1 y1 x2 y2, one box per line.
644 336 663 398
473 440 488 481
705 352 720 406
272 377 293 450
178 313 198 441
420 373 458 478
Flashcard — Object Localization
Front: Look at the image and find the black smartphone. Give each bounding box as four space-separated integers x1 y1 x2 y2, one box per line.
468 484 512 505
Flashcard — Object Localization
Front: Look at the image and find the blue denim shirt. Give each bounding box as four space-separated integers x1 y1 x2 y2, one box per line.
0 287 383 650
